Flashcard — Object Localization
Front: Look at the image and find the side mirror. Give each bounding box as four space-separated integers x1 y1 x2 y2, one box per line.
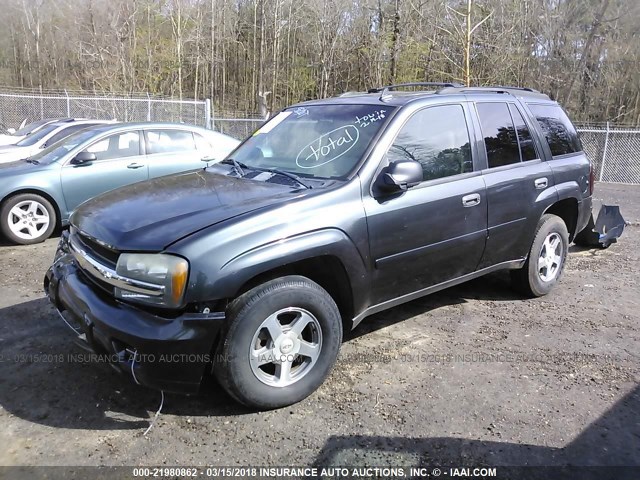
379 159 423 193
71 151 97 165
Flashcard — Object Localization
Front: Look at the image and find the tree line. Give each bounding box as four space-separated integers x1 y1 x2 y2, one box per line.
0 0 638 124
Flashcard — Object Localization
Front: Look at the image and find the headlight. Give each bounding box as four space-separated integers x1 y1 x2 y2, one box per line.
114 253 189 309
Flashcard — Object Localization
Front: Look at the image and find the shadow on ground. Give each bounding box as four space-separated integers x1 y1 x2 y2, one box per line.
313 385 640 473
0 229 61 247
0 298 250 431
0 272 526 432
0 259 620 436
347 271 523 341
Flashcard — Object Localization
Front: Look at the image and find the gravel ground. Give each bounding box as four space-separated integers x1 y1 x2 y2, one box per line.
0 182 638 470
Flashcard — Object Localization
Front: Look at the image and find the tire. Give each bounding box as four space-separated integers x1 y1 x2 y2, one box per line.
510 214 569 297
214 275 342 410
0 193 57 245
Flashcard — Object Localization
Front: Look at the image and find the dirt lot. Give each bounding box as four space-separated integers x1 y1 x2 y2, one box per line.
0 182 638 470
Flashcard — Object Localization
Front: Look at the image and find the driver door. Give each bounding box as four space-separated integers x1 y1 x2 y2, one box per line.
60 130 148 212
363 103 488 303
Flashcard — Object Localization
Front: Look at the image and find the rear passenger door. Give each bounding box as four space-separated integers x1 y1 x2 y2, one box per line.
144 129 203 178
364 103 488 303
473 101 555 268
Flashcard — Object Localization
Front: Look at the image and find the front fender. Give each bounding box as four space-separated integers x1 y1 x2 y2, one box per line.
188 228 369 310
0 174 67 222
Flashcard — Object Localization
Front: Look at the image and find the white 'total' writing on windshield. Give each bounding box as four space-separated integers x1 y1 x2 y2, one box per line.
296 125 360 169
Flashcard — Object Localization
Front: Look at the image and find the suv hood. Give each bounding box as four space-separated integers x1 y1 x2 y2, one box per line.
71 169 304 251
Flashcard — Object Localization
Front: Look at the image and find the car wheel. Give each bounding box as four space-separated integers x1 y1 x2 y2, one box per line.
511 214 569 297
0 193 57 245
214 275 342 409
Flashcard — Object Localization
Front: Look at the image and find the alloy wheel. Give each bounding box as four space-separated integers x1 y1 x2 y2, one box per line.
7 200 50 241
538 232 563 282
249 307 323 387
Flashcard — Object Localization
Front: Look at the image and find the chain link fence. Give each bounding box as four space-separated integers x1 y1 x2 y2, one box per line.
576 124 640 184
212 116 265 140
0 88 210 130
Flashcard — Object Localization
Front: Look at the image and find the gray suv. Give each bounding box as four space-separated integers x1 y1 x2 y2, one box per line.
45 83 593 409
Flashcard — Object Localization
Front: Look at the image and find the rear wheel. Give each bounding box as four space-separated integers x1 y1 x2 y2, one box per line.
0 193 56 245
214 275 342 409
511 214 569 297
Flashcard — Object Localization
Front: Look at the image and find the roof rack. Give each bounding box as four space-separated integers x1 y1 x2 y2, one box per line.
439 85 546 96
466 86 539 93
368 82 465 102
491 85 539 92
435 85 550 100
368 82 464 94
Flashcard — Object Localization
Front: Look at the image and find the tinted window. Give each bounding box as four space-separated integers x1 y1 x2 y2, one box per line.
146 130 196 154
15 124 58 146
31 128 110 164
528 104 582 156
387 104 472 181
509 105 538 161
476 102 521 168
86 132 140 161
44 124 97 148
13 119 52 137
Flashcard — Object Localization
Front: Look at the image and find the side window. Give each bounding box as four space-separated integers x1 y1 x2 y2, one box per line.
146 130 196 154
45 124 93 148
476 102 520 168
387 104 472 182
86 131 140 161
528 104 582 156
509 105 538 161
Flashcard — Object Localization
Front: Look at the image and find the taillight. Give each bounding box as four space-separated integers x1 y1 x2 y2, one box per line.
589 162 595 195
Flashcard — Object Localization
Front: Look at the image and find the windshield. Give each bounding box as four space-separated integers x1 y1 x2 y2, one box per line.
28 128 100 164
229 104 395 179
16 124 58 146
13 119 53 137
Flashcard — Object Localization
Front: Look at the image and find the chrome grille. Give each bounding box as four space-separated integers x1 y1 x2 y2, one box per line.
68 231 165 298
72 229 120 268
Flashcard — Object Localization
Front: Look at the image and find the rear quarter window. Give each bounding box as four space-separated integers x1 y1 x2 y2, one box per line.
528 104 582 156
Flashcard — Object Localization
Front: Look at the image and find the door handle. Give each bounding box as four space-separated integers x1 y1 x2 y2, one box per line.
534 177 548 189
127 162 144 169
461 193 481 207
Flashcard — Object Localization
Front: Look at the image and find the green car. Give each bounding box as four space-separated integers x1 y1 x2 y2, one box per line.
0 122 239 244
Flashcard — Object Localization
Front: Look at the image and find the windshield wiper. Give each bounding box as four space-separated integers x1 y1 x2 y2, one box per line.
220 158 247 177
24 158 39 165
257 168 311 189
221 158 311 189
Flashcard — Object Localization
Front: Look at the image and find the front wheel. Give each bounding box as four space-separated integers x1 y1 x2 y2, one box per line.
214 275 342 409
0 193 57 245
511 214 569 297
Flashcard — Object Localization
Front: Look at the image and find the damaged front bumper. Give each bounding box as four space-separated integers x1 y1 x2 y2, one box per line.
44 231 225 393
